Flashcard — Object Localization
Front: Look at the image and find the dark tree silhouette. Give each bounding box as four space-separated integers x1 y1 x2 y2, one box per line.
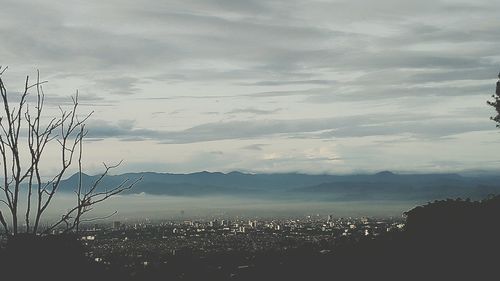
487 72 500 126
0 67 140 237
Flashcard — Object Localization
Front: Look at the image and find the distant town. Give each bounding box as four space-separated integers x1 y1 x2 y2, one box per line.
40 215 404 276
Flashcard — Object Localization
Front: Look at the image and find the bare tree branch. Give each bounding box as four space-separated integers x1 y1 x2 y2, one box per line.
0 210 9 235
79 211 118 224
0 68 139 236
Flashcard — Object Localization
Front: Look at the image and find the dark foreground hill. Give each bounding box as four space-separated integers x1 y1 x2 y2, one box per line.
57 171 500 201
0 234 118 281
1 195 499 281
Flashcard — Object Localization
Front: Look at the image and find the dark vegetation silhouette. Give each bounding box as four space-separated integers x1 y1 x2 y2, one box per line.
487 71 500 126
0 234 117 281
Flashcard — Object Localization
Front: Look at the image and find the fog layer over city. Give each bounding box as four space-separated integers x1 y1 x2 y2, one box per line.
37 193 418 222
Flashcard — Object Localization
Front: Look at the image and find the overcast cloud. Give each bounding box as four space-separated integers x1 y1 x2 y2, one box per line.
1 0 499 174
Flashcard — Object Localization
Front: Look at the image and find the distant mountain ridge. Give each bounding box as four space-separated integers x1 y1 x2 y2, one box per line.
56 171 500 201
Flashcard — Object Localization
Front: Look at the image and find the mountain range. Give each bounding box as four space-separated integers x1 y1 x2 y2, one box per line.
57 171 500 201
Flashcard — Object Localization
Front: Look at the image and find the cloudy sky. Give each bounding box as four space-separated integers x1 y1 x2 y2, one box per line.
1 0 500 175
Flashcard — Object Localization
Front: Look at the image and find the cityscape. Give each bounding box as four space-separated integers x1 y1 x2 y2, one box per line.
78 215 404 278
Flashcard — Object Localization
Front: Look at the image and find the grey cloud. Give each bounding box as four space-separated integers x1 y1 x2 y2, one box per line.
203 112 220 115
85 113 494 144
142 95 235 101
242 144 268 151
3 0 497 98
151 111 167 116
0 2 184 73
241 79 335 86
406 68 500 84
264 156 342 164
164 118 336 143
1 88 107 108
245 88 321 98
86 120 162 140
237 80 492 105
85 116 364 143
335 51 482 71
196 115 489 141
304 83 493 103
0 0 361 87
391 22 500 46
227 108 281 115
93 77 142 96
121 137 151 142
320 119 493 139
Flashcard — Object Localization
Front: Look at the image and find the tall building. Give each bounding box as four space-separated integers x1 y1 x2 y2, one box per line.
249 220 257 228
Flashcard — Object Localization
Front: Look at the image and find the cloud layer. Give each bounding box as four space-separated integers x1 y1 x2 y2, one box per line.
1 0 499 174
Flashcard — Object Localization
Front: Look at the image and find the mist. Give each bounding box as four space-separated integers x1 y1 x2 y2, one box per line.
32 193 421 224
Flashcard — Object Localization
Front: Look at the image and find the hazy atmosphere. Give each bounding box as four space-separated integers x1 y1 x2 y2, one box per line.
2 2 500 281
40 193 417 220
1 0 499 175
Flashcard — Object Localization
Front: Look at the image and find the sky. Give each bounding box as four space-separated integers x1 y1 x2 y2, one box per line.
1 0 500 175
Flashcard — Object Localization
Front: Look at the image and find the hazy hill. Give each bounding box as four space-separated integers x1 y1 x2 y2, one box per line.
56 171 500 201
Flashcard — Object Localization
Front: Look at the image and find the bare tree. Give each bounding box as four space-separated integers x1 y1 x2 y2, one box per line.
487 72 500 126
0 67 140 237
